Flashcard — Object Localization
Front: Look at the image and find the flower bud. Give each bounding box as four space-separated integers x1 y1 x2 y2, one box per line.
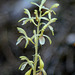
50 18 57 23
25 69 32 75
39 55 44 69
50 3 59 10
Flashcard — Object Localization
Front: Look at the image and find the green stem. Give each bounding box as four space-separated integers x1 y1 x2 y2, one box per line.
33 27 39 75
33 10 41 75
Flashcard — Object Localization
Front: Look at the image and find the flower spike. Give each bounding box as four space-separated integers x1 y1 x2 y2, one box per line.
17 0 59 75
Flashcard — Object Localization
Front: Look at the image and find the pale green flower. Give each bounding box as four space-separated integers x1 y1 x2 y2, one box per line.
31 1 59 19
18 9 37 26
16 27 35 48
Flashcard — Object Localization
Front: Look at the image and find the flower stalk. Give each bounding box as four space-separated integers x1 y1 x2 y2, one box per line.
16 0 59 75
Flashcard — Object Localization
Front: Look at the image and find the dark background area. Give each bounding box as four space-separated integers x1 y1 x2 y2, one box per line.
0 0 75 75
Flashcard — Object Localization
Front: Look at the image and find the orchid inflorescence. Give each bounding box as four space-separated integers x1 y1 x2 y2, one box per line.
16 0 59 75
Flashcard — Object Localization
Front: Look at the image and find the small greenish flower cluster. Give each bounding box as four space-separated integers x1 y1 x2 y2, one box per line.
16 0 59 75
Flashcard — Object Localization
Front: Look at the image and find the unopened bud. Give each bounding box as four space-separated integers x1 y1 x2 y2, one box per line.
50 3 59 10
25 69 32 75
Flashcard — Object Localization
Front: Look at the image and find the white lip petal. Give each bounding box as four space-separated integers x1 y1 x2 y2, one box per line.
39 36 45 45
20 62 28 71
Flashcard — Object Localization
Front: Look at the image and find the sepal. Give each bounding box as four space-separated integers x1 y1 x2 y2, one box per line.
39 0 46 11
25 68 32 75
40 17 49 21
18 18 27 22
17 27 27 37
43 35 52 45
48 25 54 36
16 35 25 45
41 69 47 75
31 2 39 7
42 11 49 16
24 9 31 18
22 19 30 25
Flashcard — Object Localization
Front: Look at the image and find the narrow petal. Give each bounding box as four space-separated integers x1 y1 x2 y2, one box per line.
42 6 49 10
51 10 56 15
24 9 31 18
41 69 47 75
22 19 30 25
25 38 29 48
40 17 49 21
43 35 52 44
39 0 46 11
17 27 27 37
18 18 28 22
48 13 51 19
16 36 25 45
48 25 54 36
42 11 49 16
31 2 39 7
31 19 38 26
28 38 35 45
19 56 29 61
